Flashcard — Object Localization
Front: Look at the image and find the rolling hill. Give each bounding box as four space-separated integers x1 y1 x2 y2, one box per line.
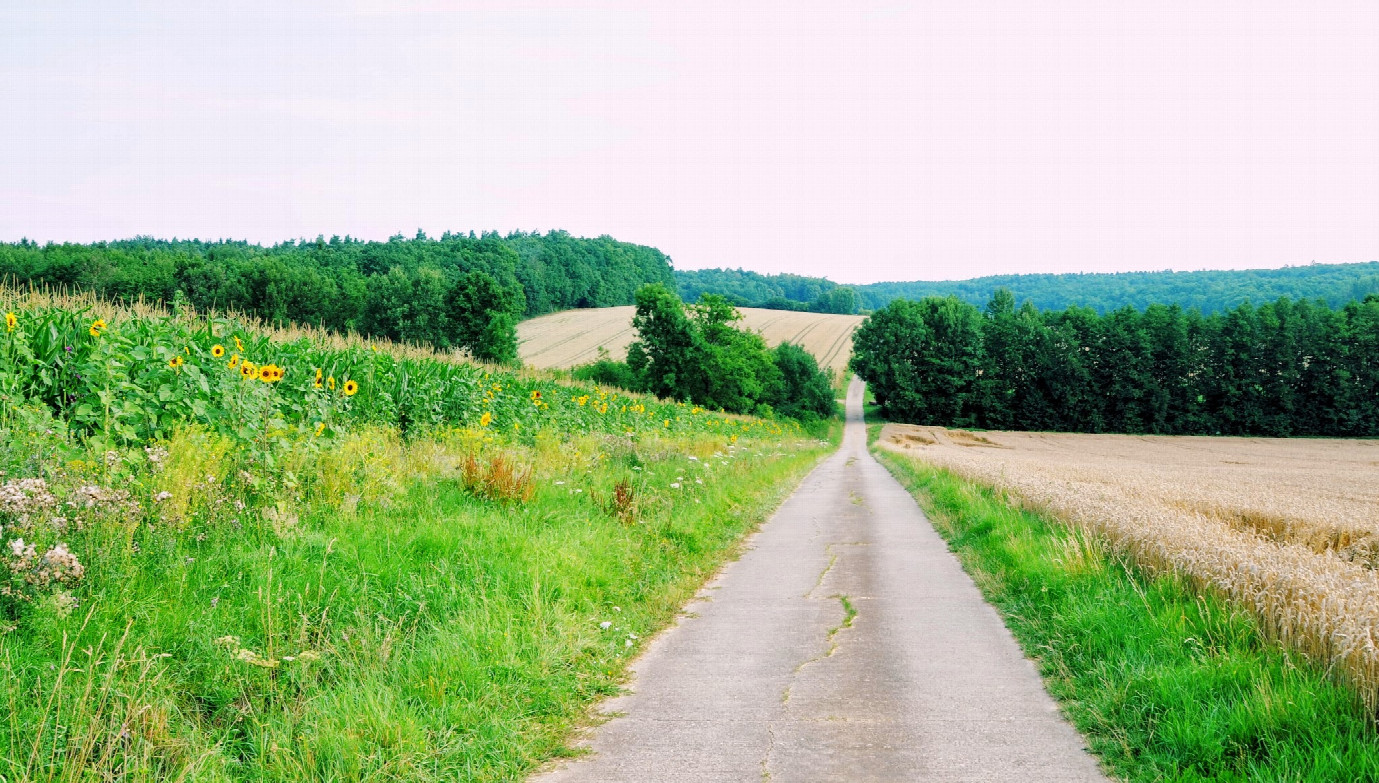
517 306 865 373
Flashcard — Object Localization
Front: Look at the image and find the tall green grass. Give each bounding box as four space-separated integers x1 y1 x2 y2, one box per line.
1 289 836 781
875 451 1379 783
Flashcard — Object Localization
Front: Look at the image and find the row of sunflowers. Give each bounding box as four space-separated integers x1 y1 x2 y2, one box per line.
1 297 795 455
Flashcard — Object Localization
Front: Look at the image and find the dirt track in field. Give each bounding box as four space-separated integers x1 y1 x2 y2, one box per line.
517 306 865 373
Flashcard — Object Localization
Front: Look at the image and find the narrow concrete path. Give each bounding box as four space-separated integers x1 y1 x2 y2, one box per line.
533 378 1110 783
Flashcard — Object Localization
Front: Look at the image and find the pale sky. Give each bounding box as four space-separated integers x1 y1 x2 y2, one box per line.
2 1 1377 284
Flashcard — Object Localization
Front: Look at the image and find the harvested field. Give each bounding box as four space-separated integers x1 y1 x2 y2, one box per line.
878 424 1379 708
517 306 865 373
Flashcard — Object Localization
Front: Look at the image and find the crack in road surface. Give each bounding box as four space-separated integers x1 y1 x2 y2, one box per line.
533 378 1109 782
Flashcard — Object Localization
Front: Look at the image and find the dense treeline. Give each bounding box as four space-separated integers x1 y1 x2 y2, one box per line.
575 285 837 422
0 231 675 356
675 268 860 314
851 291 1379 437
676 262 1379 316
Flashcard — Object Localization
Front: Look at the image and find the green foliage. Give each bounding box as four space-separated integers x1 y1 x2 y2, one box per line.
849 297 985 427
571 349 641 390
0 291 825 780
446 270 524 364
852 291 1379 436
615 287 836 419
676 261 1379 316
0 231 675 351
0 293 799 457
878 455 1379 783
766 343 837 421
676 268 862 314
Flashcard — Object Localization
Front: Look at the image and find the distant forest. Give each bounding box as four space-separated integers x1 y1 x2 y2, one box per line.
0 231 674 350
676 262 1379 315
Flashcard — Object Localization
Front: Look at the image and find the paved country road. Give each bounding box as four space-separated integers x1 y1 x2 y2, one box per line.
533 378 1110 783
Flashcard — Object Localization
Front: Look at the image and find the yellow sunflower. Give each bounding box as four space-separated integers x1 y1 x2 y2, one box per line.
233 336 244 351
313 368 324 388
479 411 493 427
4 312 15 332
342 379 359 396
211 344 226 358
327 376 335 390
168 355 184 369
241 361 258 379
89 319 107 337
315 421 326 436
227 354 240 369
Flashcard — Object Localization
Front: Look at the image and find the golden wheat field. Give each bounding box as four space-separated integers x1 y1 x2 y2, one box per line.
880 424 1379 708
516 306 865 373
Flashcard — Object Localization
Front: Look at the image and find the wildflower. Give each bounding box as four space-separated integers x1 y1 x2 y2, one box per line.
342 379 359 396
227 354 241 368
314 368 324 388
168 355 184 369
664 420 670 428
233 336 244 351
259 364 283 383
600 621 612 629
4 312 15 332
153 491 173 503
315 422 326 436
479 411 493 427
89 319 107 337
531 390 542 401
211 344 226 358
240 361 258 379
327 376 336 390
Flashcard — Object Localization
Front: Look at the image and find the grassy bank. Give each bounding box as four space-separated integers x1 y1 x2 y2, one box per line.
874 450 1379 783
1 291 834 781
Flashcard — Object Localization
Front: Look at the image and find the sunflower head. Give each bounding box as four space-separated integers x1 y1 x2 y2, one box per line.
315 421 326 436
168 355 184 369
241 361 257 379
211 344 226 358
327 376 335 390
479 411 493 428
89 319 107 337
313 368 324 389
227 354 240 369
233 336 244 351
4 312 16 332
342 379 359 397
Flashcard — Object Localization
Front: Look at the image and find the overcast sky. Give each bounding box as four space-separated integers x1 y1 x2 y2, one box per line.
2 1 1377 284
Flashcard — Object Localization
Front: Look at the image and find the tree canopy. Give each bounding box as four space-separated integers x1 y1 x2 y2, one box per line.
852 291 1379 437
0 231 676 359
676 262 1379 316
580 285 837 422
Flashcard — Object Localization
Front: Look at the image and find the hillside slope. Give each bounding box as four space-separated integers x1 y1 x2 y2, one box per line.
517 306 864 373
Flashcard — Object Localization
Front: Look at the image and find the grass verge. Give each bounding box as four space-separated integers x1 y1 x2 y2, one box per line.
874 450 1379 783
3 427 830 782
